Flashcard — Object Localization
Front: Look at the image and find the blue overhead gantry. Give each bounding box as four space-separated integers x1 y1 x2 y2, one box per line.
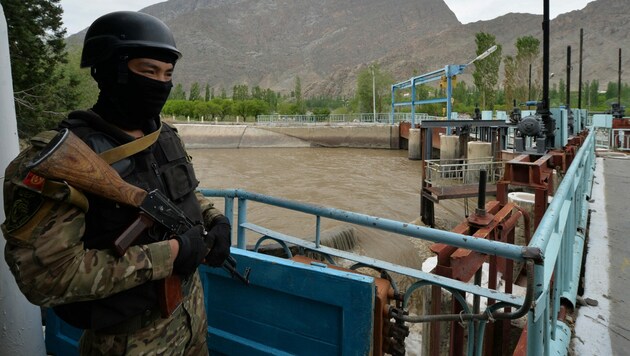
390 46 497 128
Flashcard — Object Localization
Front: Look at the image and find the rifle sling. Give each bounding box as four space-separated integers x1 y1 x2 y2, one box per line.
98 123 162 164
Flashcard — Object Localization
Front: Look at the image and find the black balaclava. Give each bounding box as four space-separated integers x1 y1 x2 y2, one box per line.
91 49 176 131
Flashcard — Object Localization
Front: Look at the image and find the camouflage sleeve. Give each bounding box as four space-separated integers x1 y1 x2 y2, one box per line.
3 197 173 307
2 134 174 307
196 190 227 227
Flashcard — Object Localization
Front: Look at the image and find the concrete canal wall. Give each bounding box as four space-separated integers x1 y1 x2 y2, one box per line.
173 123 400 149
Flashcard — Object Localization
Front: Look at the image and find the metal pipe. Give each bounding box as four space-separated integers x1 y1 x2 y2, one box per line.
0 5 46 354
477 169 487 212
391 259 535 323
541 0 555 148
199 188 528 261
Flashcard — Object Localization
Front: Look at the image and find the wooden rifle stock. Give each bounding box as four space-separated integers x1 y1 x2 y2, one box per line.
28 129 148 207
28 129 182 317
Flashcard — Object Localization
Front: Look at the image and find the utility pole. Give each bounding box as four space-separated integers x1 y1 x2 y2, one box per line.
528 63 532 102
0 5 46 355
578 28 584 109
370 65 376 122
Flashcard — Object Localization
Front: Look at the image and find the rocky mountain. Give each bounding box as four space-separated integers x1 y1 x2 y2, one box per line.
68 0 629 97
304 0 630 97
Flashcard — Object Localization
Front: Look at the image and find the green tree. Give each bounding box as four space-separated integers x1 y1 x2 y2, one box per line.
504 36 541 107
232 84 249 101
188 82 201 101
503 56 517 108
294 76 304 114
251 85 263 100
472 32 502 109
558 79 566 105
515 36 541 102
277 102 301 115
163 100 194 118
549 83 559 105
248 99 270 119
61 45 98 109
205 100 221 120
452 81 477 114
415 85 431 101
263 88 278 112
210 98 232 120
582 80 589 108
232 100 248 121
3 0 78 137
204 83 210 101
170 83 186 100
312 107 331 117
356 64 393 114
192 100 209 118
589 80 599 107
605 81 618 100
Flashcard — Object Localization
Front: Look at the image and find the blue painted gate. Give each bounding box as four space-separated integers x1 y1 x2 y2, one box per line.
45 248 375 355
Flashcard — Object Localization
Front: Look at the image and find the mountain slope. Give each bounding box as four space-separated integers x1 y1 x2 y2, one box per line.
67 0 629 97
142 0 460 92
305 0 630 97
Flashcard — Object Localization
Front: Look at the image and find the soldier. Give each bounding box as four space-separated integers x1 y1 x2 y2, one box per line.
1 11 231 355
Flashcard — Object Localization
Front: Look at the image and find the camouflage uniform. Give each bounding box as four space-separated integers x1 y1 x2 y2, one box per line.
2 123 223 355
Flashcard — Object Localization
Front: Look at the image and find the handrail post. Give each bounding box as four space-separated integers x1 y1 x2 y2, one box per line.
527 262 546 355
224 196 235 244
237 197 248 249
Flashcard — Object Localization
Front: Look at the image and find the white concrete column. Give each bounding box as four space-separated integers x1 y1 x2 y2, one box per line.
467 141 492 162
439 135 460 161
439 135 460 181
408 128 421 160
0 5 46 355
467 141 492 183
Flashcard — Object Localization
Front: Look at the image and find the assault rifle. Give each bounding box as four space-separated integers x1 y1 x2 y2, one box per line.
27 129 250 317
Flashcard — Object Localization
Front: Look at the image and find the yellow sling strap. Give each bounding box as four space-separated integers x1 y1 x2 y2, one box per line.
98 123 162 164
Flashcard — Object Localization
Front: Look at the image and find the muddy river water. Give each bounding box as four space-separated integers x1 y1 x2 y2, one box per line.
190 146 468 352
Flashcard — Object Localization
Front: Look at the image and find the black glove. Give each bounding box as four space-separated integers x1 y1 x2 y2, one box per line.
204 215 232 267
173 225 207 276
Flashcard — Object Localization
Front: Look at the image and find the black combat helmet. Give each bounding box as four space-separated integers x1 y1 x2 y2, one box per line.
80 11 182 68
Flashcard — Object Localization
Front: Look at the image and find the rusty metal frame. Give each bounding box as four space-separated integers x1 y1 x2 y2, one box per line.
428 198 530 356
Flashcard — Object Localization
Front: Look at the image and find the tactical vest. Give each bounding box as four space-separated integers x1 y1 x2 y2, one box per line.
53 111 203 330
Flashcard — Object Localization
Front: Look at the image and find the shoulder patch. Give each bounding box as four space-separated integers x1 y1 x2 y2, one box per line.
22 171 46 192
4 188 44 232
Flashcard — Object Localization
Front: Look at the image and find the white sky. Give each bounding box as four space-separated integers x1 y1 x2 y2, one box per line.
60 0 164 34
60 0 596 35
443 0 596 23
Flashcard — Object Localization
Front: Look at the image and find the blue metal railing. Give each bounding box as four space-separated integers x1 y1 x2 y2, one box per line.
527 130 595 355
198 130 595 355
256 113 421 125
199 188 529 307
